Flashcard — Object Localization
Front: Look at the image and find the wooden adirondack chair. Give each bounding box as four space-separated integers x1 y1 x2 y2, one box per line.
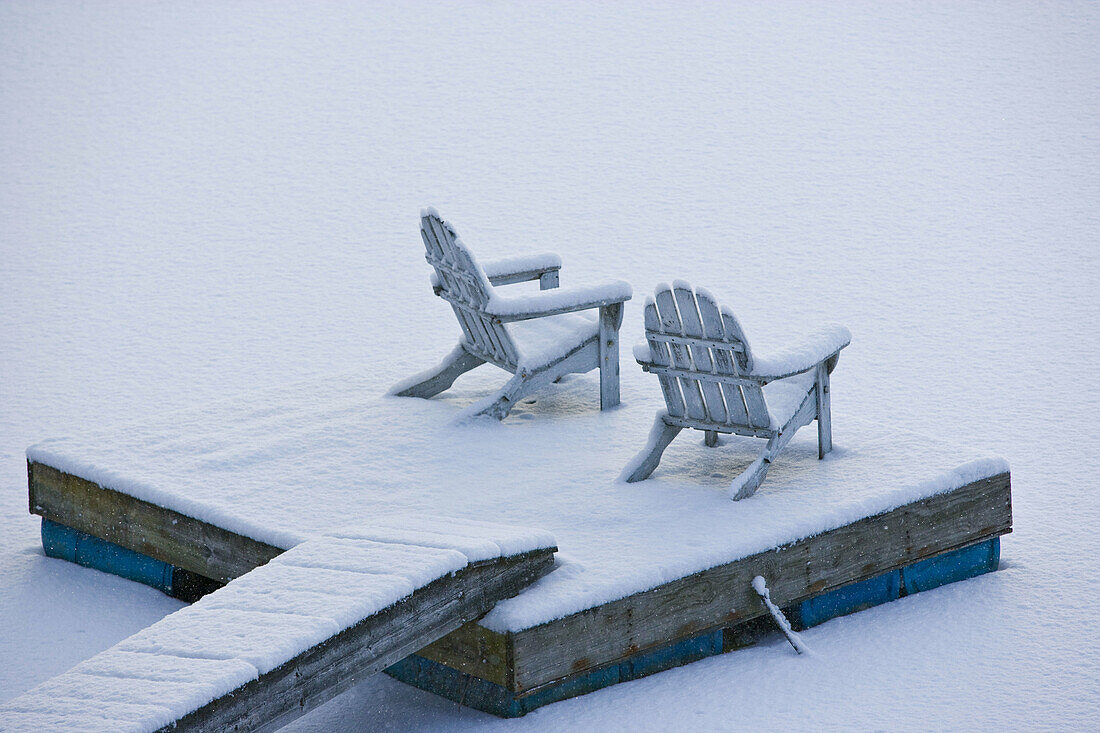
393 208 632 420
623 282 850 500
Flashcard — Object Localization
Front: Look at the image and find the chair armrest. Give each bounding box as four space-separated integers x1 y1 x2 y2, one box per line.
748 325 852 381
483 254 562 286
486 281 633 322
431 253 562 294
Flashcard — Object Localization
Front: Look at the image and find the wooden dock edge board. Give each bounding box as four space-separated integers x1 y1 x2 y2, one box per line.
386 627 724 718
387 537 1002 717
40 518 222 602
507 471 1011 691
29 461 284 582
160 548 555 733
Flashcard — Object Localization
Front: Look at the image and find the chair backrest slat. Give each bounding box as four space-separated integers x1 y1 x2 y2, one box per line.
693 288 749 426
719 305 770 428
645 283 771 431
673 284 731 425
653 287 707 422
643 301 686 418
420 211 519 368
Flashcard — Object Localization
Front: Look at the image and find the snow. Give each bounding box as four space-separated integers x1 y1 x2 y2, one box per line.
485 281 633 318
480 254 562 280
23 375 1007 633
759 372 816 429
0 697 175 733
505 311 598 370
2 1 1098 730
750 326 852 380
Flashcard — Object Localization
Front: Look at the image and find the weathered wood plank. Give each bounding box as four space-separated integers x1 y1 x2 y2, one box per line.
598 302 622 409
640 363 780 388
654 287 707 421
674 283 728 424
392 344 486 399
28 461 282 582
509 472 1011 691
538 270 559 290
696 291 751 427
162 549 555 733
718 305 770 428
417 621 513 689
660 414 774 438
816 361 832 458
644 331 746 353
643 299 685 418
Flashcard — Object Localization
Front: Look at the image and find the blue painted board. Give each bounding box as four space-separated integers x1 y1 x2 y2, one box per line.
901 538 1000 595
787 538 1001 630
789 570 901 630
41 518 174 595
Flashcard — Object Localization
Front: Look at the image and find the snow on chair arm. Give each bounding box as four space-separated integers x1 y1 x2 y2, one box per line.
482 254 562 287
485 281 633 322
746 325 852 382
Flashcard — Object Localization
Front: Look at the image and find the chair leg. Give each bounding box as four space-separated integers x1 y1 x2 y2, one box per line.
729 454 772 501
466 370 530 420
622 416 682 482
391 344 485 399
464 342 595 421
705 430 719 447
731 387 818 500
816 362 832 459
598 303 623 410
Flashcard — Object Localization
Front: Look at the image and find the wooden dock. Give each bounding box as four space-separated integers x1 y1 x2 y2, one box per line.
0 517 555 732
24 460 1012 719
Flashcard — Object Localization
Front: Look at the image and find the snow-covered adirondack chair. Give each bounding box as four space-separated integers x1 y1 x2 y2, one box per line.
623 282 850 500
393 208 632 420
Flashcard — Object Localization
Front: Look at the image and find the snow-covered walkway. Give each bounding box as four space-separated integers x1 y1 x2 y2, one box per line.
0 521 554 732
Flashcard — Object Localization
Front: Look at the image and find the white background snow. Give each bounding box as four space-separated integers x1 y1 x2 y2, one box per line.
1 1 1098 730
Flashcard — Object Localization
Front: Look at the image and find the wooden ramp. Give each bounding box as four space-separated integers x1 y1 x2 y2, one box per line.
0 522 556 732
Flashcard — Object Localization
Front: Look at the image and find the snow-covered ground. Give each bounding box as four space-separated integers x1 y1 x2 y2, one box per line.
1 1 1097 730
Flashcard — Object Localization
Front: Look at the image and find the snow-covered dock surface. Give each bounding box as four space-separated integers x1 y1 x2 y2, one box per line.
0 525 554 732
27 379 1006 633
2 1 1098 730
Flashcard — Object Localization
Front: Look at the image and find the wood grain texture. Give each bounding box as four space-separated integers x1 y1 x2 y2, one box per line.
28 461 282 582
509 472 1011 692
417 621 514 688
160 549 555 733
816 361 832 458
598 302 622 409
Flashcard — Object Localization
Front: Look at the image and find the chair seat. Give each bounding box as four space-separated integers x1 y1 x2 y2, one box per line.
506 312 599 370
761 371 816 431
